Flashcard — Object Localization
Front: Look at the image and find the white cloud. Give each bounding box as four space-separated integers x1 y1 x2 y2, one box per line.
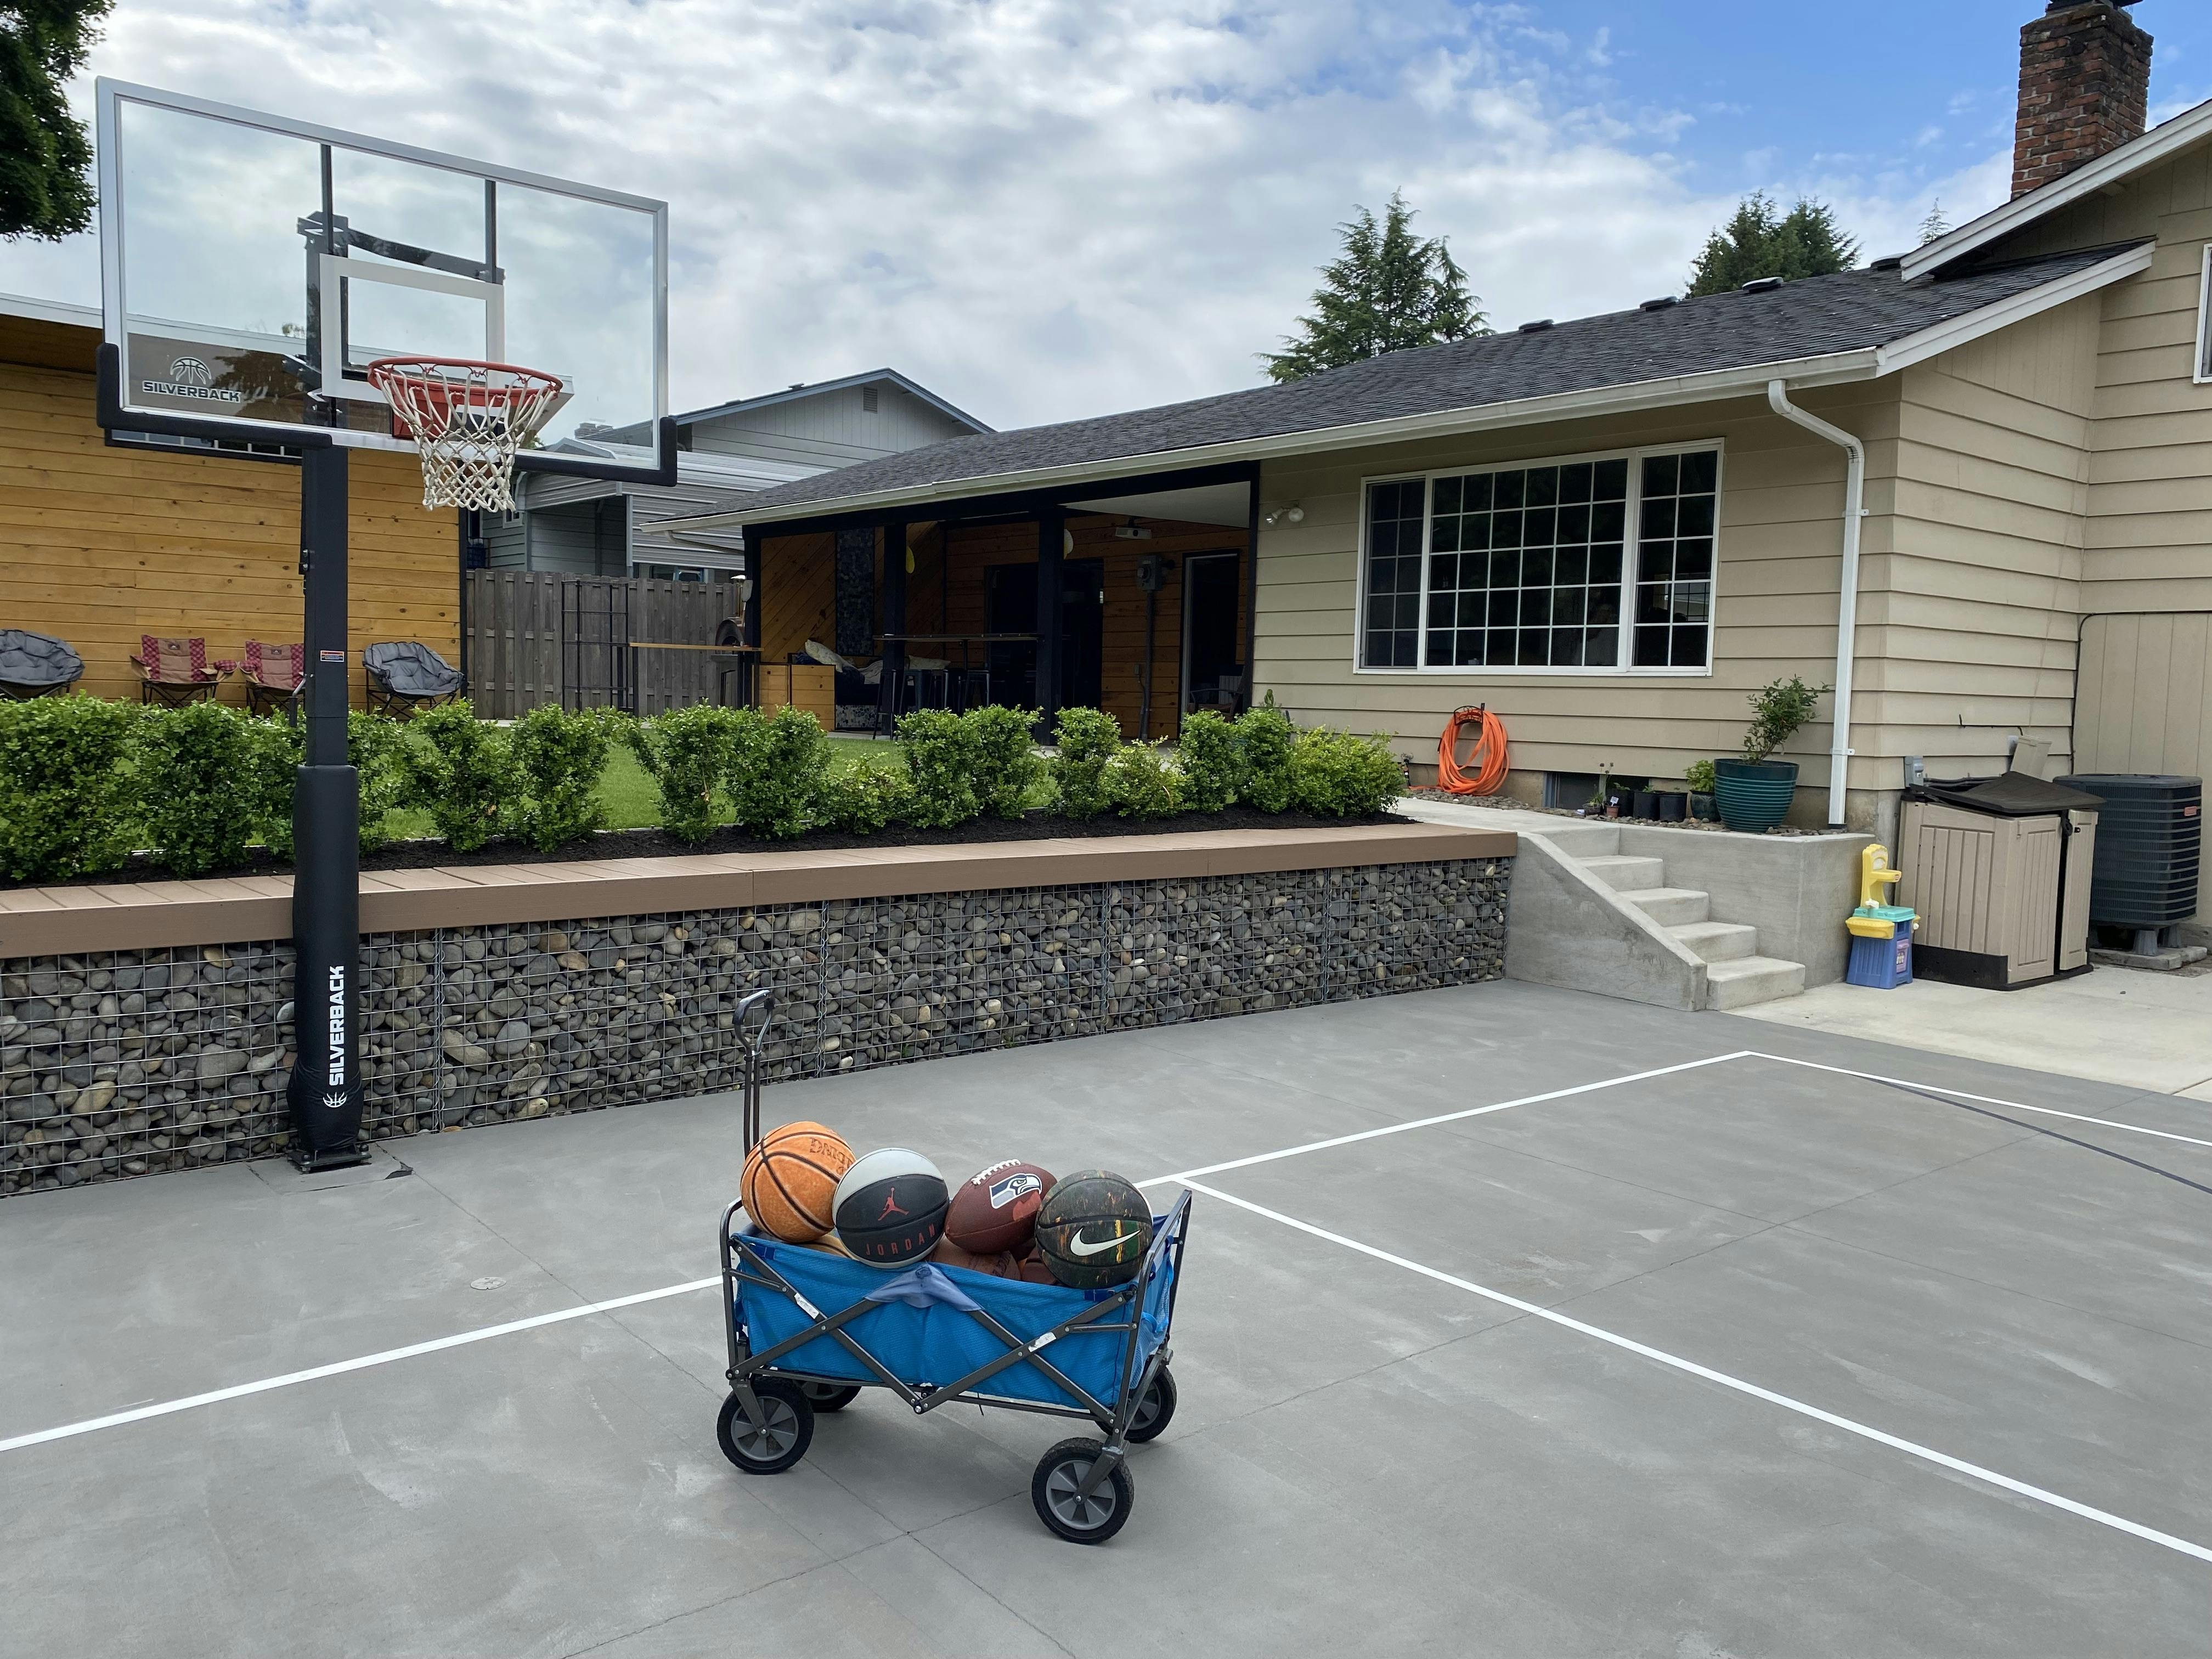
0 0 2007 431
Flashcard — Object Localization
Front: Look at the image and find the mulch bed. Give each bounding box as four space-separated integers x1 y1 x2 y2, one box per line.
5 806 1415 893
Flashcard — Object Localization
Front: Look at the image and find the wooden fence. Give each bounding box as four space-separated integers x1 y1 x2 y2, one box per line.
464 571 738 718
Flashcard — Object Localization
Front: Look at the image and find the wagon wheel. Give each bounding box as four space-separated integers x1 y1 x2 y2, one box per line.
716 1380 814 1474
798 1381 862 1412
1125 1365 1177 1444
1031 1438 1135 1544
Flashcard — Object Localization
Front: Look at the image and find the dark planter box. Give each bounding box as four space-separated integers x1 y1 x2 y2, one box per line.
1713 759 1798 834
1655 791 1687 822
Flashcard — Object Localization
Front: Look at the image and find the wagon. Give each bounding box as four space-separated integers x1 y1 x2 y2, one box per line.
713 992 1192 1543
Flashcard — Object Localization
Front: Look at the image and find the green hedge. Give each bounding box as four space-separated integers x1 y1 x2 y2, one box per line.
0 692 1406 884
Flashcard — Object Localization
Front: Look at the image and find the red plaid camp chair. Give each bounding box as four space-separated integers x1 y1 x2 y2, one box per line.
131 635 229 707
241 641 305 716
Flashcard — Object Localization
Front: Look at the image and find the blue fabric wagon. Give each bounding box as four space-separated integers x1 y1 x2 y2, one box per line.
713 994 1192 1544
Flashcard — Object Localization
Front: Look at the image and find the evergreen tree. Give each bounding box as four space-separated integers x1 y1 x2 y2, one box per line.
1917 200 1951 246
1 0 111 241
1685 192 1860 297
1263 192 1488 382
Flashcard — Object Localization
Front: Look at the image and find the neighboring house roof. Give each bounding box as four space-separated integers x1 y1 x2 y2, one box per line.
669 242 2149 530
675 367 994 436
0 292 100 328
1906 94 2212 281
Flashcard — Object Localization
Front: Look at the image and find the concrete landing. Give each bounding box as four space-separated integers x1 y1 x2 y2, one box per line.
1728 962 2212 1098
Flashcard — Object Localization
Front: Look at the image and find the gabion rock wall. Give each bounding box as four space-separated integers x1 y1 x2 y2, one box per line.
2 857 1509 1198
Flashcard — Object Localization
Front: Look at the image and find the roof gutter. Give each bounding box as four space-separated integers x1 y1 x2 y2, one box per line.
1766 381 1864 830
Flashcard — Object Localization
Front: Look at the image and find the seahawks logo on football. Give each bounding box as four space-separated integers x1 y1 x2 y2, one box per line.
988 1171 1043 1210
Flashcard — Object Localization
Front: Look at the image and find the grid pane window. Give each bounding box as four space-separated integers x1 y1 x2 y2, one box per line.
1361 478 1426 667
1631 449 1718 668
1423 458 1628 667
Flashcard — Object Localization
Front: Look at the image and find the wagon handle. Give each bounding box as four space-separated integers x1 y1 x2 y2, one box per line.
735 990 776 1154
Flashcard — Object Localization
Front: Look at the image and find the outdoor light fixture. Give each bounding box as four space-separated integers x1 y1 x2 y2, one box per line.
1261 504 1306 528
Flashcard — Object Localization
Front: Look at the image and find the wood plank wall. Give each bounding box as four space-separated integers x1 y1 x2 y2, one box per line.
0 315 460 706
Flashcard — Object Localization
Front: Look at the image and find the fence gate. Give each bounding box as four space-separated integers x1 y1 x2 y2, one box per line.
465 571 735 718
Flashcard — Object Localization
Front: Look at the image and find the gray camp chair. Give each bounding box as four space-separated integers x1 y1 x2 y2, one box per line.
0 630 85 700
363 641 464 717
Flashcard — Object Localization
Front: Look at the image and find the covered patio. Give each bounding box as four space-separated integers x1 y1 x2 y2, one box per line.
665 461 1256 738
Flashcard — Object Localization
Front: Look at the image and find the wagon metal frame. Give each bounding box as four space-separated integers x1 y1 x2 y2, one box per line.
712 990 1193 1543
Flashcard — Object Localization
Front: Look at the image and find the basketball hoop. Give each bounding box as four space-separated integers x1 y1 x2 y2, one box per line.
365 357 567 513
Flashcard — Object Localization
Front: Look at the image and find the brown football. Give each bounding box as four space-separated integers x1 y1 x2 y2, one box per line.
944 1160 1056 1255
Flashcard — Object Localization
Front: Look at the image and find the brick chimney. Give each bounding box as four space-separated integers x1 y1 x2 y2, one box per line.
2013 1 2153 198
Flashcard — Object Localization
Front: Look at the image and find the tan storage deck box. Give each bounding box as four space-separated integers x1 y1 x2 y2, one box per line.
1897 774 2100 989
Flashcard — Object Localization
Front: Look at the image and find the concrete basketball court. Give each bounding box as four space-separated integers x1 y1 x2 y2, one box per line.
4 981 2208 1658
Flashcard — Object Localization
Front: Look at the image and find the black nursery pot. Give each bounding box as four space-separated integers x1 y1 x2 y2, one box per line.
1632 790 1659 820
1655 791 1687 822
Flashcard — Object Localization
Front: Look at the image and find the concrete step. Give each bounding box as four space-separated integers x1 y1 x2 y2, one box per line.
1579 855 1668 893
1706 955 1807 1010
1621 887 1710 927
1669 920 1759 963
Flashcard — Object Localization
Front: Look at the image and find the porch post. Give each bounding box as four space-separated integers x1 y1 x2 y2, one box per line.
1034 507 1064 734
740 526 762 708
1240 463 1261 716
878 517 908 733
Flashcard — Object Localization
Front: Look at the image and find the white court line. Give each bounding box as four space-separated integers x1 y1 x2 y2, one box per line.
1136 1051 1756 1188
1180 1177 2212 1566
0 1277 720 1455
1747 1052 2212 1150
10 1045 2206 1457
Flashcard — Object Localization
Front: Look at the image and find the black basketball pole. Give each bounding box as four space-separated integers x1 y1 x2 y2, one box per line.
286 441 368 1169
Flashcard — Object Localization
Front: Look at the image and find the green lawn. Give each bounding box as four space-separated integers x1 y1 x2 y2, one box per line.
382 733 898 843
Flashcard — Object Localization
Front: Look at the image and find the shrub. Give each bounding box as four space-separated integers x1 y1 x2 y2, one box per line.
897 707 981 828
396 699 519 854
0 695 136 882
623 704 743 844
1235 697 1296 813
1051 706 1122 820
510 704 616 853
1288 726 1403 818
240 712 414 860
821 760 913 834
132 702 262 877
349 712 410 855
1104 741 1186 820
964 704 1045 819
1683 758 1717 795
1176 709 1242 812
1742 675 1829 764
729 704 831 839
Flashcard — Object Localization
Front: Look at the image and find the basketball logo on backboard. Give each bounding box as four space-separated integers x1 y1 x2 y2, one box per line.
142 355 245 405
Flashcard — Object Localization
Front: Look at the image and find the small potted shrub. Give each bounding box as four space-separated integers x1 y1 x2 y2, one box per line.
1713 676 1827 833
1684 759 1717 822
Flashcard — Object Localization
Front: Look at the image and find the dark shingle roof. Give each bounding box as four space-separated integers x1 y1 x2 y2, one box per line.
721 245 2137 521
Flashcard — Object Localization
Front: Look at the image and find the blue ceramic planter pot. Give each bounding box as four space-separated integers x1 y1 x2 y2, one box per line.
1712 759 1798 834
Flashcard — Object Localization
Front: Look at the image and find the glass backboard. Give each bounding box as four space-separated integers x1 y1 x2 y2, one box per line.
97 80 670 478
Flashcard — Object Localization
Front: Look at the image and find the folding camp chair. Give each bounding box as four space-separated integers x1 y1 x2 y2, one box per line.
131 635 229 707
363 641 464 716
0 630 84 700
241 641 305 716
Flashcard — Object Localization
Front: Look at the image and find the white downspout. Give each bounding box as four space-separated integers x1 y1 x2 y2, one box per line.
1766 380 1864 829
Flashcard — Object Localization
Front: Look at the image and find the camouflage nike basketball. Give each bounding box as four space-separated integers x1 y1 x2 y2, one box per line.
1034 1171 1153 1289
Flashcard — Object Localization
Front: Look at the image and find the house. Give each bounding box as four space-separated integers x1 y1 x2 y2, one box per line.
483 370 990 581
0 295 462 703
665 0 2211 885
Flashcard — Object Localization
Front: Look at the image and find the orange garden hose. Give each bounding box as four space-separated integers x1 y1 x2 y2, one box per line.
1436 705 1510 795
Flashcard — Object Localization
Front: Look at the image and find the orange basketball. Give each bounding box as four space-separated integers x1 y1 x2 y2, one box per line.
742 1121 854 1242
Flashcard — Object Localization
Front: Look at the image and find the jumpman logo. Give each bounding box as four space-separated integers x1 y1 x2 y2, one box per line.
876 1190 907 1221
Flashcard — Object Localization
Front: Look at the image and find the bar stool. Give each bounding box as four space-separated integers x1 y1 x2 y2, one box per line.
952 666 991 713
899 665 951 715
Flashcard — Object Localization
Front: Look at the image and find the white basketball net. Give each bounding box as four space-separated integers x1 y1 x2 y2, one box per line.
365 358 567 514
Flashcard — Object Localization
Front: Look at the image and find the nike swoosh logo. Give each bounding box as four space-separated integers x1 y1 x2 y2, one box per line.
1068 1229 1131 1257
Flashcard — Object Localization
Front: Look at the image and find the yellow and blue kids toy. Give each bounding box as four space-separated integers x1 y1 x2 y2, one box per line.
1845 845 1917 988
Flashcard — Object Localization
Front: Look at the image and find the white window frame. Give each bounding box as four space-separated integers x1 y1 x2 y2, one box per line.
1352 438 1726 678
2195 245 2212 386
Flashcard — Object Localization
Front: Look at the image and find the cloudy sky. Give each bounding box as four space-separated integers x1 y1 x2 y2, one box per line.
4 0 2208 430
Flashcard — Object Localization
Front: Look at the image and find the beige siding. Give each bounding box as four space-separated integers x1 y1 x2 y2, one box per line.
1883 293 2101 784
1251 386 1893 802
